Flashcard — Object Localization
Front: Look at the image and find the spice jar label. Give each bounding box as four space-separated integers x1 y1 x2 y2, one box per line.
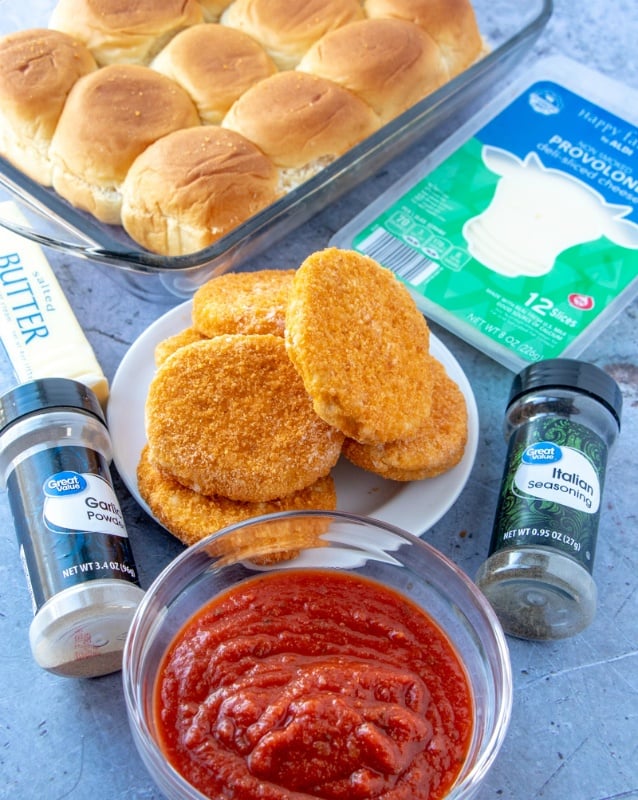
514 441 600 514
490 416 609 572
43 470 128 537
8 444 140 611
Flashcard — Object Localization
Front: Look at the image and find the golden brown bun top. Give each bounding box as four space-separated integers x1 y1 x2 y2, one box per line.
0 28 97 137
221 0 364 69
222 71 380 169
363 0 483 76
50 63 200 184
49 0 204 65
297 18 449 124
121 126 280 255
151 23 277 124
125 126 278 201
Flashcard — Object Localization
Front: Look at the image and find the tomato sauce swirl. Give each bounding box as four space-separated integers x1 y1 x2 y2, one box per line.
155 569 473 799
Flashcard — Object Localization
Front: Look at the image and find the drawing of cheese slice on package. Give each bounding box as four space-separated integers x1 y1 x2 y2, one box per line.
463 147 638 278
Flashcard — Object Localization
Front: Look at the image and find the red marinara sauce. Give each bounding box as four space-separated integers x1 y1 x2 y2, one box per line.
154 569 473 800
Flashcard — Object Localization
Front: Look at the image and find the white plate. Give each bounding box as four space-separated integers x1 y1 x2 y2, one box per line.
108 302 479 536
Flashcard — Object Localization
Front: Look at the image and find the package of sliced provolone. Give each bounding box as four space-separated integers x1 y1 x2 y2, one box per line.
331 56 638 371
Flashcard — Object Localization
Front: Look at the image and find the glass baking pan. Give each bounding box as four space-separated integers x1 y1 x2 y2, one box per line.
0 0 552 300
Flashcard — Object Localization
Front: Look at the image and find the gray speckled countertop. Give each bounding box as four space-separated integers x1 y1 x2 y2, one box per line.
1 1 637 798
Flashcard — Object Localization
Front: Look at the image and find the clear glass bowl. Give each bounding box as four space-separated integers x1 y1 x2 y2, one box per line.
0 1 552 300
122 510 512 800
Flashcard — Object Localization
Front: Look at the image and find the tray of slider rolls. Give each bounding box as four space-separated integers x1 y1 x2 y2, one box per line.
0 0 552 297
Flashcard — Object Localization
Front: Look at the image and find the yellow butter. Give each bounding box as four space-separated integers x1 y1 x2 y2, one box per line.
0 201 109 405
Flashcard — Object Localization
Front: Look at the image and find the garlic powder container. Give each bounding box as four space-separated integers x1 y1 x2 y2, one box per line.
0 378 144 677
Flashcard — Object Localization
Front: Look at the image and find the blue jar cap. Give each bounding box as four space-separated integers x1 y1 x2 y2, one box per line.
508 358 623 429
0 378 105 434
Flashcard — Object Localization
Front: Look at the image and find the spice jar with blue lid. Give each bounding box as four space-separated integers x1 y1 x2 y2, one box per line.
0 377 145 677
476 358 623 640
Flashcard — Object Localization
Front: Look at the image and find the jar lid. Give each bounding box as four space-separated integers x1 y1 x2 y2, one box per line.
509 358 623 428
0 378 105 435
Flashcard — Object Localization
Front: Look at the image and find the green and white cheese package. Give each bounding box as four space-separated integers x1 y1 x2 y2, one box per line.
332 56 638 370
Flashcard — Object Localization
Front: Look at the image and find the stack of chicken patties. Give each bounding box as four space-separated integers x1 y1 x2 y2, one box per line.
139 249 468 546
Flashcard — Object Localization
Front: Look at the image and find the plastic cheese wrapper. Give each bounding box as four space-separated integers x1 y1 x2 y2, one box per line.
0 201 109 404
331 56 638 372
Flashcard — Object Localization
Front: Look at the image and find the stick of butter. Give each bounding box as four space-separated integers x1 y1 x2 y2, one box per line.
0 200 109 405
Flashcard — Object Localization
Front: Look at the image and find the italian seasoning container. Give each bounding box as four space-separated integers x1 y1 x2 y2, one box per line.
0 378 145 677
476 359 622 640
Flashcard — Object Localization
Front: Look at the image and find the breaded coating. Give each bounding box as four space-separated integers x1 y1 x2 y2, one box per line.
137 444 336 547
285 248 432 443
154 326 208 366
145 334 344 502
192 269 296 338
343 356 467 480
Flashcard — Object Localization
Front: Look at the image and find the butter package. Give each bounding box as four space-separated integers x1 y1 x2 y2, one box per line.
0 201 108 403
331 56 638 370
